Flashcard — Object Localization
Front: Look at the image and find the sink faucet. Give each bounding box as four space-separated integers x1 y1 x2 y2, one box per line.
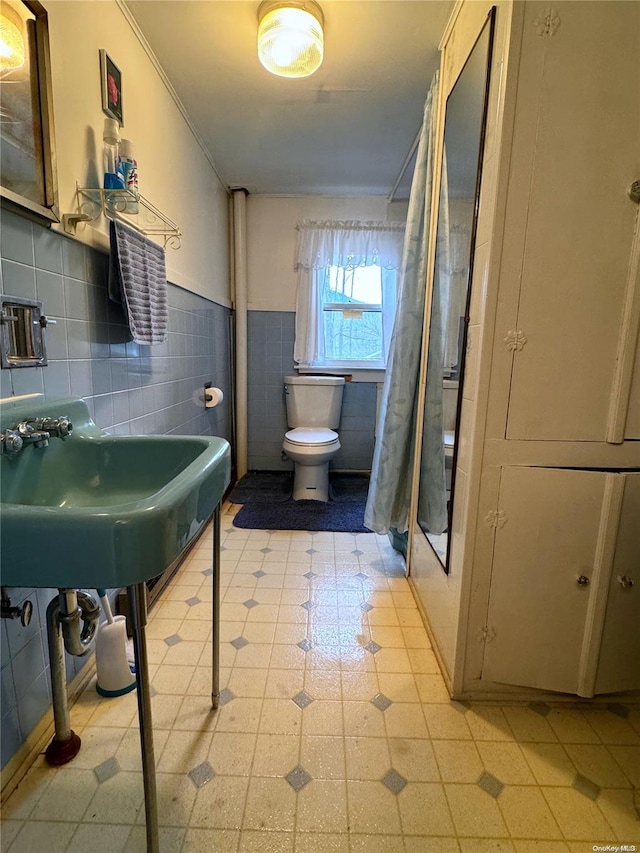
1 416 73 456
25 417 73 440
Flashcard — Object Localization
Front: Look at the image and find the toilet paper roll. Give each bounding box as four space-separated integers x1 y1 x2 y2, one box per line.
204 387 224 408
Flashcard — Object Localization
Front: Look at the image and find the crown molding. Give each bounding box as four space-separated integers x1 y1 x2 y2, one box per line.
116 0 229 194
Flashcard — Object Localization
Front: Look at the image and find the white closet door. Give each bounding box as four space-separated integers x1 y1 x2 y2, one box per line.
594 473 640 694
505 1 640 441
482 467 607 695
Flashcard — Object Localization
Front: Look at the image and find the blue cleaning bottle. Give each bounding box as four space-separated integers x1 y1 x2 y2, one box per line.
119 138 139 214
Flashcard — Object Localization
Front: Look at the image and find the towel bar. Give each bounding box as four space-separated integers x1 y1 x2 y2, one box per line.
63 183 182 249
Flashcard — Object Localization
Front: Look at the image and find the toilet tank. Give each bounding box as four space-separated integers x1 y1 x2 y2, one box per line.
284 375 345 429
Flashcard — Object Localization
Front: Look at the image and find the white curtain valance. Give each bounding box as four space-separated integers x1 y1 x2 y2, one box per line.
295 220 405 271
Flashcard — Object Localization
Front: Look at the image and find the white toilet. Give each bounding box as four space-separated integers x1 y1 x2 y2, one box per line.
442 379 459 494
282 375 345 502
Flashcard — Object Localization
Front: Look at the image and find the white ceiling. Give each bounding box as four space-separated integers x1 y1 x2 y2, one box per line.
125 0 452 197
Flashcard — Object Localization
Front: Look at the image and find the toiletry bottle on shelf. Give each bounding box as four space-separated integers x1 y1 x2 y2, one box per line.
119 138 139 214
103 118 125 190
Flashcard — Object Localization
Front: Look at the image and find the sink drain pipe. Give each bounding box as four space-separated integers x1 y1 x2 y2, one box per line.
232 188 248 479
45 589 99 766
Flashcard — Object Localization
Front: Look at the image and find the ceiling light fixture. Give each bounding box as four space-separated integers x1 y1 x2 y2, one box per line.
0 3 25 71
257 1 324 79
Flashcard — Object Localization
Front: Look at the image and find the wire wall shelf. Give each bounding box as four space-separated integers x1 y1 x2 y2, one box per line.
62 184 182 249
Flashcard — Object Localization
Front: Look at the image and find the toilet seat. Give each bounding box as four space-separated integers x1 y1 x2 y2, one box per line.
284 427 339 447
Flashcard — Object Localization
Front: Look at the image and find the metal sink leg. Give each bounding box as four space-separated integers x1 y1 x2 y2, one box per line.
128 582 159 853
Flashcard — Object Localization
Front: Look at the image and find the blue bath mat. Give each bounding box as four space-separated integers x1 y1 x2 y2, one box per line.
329 473 370 503
232 498 372 533
229 471 293 504
229 471 370 506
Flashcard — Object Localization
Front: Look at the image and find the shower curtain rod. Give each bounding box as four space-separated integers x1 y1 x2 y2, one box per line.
388 124 422 203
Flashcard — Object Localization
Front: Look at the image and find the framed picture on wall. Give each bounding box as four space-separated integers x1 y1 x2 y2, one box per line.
99 49 123 125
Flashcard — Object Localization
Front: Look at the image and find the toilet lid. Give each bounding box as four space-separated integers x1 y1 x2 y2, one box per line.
285 428 339 447
443 430 455 448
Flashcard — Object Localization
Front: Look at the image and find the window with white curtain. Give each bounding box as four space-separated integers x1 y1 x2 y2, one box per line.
294 220 405 371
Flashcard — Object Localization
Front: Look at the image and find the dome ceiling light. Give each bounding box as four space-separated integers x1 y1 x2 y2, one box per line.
257 1 324 79
0 3 25 71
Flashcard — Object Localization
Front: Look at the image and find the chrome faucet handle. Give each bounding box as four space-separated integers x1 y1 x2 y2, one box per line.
13 421 50 448
0 429 24 455
39 417 73 440
15 420 37 435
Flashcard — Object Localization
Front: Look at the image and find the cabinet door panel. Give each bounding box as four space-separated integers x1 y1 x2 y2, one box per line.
506 2 640 440
625 343 640 439
595 473 640 694
482 467 606 694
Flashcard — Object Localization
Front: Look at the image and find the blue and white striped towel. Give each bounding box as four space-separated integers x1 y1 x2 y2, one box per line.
108 220 168 345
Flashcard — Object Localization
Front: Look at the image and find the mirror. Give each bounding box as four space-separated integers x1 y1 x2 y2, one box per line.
416 9 495 573
0 0 58 221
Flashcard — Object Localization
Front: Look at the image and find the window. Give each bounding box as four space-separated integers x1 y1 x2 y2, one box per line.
294 220 404 373
318 263 397 368
0 0 58 221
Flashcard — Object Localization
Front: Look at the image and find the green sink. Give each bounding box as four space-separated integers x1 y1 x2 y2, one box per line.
0 397 231 589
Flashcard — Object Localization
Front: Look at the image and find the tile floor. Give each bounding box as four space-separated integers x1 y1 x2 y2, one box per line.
2 503 639 852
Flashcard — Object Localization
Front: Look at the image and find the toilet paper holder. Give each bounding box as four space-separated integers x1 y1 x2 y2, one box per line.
199 382 224 409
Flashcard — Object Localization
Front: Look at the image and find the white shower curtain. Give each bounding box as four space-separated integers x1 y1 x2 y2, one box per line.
364 74 440 534
438 169 472 375
417 192 449 535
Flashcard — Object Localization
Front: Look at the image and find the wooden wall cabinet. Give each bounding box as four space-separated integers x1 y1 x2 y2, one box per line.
482 468 639 697
499 5 640 444
408 0 640 702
